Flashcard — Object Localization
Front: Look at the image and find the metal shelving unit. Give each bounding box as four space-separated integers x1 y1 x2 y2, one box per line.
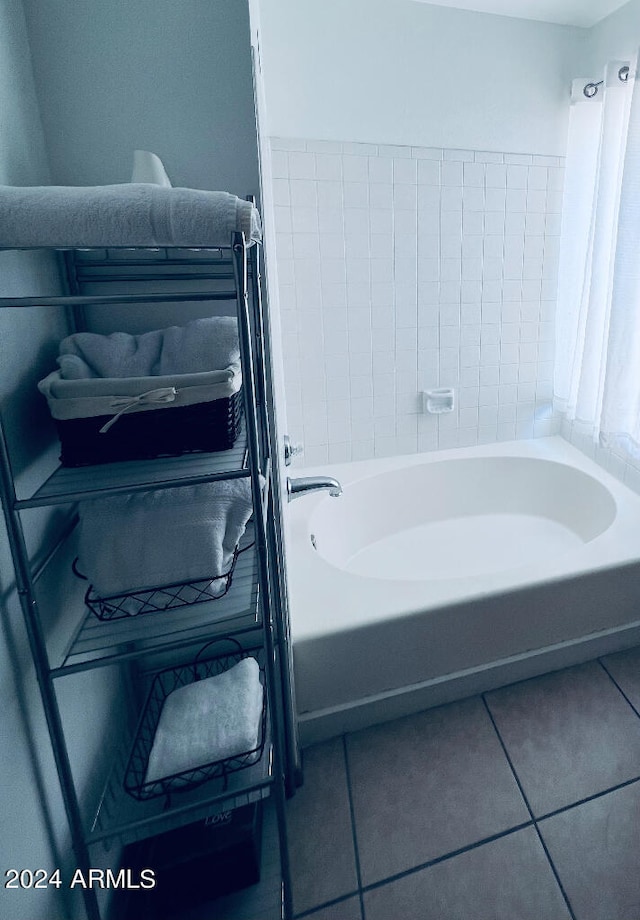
0 229 294 920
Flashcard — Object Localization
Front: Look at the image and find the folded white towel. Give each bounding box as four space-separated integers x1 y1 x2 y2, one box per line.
57 316 240 380
78 478 255 597
145 657 263 784
0 184 261 248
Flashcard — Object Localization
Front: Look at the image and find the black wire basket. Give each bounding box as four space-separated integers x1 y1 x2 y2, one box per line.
123 638 267 802
72 539 253 621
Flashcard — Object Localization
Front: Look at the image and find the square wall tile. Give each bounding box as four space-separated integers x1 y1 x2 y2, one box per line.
369 155 393 183
316 154 343 181
342 155 369 182
441 161 463 186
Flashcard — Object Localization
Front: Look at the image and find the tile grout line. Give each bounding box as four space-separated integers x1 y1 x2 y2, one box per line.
481 694 578 920
536 774 640 823
480 695 535 816
344 766 640 907
597 657 640 720
358 821 533 895
342 734 367 920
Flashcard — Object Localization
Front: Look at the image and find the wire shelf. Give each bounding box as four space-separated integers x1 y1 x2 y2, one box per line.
73 539 253 621
49 524 260 675
16 429 248 508
88 698 273 849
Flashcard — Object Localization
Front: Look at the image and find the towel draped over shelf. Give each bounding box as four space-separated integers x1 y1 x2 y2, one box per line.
0 183 261 248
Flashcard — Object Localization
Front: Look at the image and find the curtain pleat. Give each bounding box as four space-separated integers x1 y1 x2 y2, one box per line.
554 61 636 455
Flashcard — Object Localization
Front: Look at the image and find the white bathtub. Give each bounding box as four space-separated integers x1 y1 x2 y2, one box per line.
287 437 640 744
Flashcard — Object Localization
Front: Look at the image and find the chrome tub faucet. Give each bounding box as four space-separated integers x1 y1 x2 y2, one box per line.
286 476 343 501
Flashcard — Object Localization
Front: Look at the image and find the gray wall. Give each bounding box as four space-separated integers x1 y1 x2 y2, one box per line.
258 0 581 155
582 0 640 72
0 2 124 919
22 0 260 197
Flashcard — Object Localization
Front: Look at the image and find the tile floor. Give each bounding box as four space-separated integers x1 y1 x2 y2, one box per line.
286 645 640 920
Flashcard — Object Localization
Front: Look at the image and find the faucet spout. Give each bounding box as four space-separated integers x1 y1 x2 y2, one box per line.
287 476 343 501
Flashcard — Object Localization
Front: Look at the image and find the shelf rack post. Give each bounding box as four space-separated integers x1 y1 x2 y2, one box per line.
233 233 293 919
246 231 302 794
0 419 100 920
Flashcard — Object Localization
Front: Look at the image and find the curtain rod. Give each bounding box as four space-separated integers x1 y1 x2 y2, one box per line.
584 65 630 99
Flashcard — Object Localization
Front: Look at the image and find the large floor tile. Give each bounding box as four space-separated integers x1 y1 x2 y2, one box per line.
304 896 362 920
363 826 571 920
485 661 640 816
601 645 640 713
539 780 640 920
345 696 529 886
286 739 358 915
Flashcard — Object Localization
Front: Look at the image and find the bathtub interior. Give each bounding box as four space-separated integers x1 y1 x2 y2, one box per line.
308 456 617 581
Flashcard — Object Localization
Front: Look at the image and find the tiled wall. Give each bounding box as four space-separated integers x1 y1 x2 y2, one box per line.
560 418 640 496
270 137 564 466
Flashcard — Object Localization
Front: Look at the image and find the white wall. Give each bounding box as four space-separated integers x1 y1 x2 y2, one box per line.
22 0 260 196
258 0 582 155
582 0 640 72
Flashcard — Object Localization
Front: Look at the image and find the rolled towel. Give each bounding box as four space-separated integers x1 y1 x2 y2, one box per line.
57 316 240 380
77 478 255 598
0 184 261 248
145 656 263 784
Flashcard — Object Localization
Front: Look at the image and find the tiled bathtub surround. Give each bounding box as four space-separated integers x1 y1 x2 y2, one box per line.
560 416 640 500
270 137 564 465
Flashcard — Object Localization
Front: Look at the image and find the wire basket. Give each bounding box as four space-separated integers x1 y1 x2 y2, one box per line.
72 539 253 621
123 638 267 801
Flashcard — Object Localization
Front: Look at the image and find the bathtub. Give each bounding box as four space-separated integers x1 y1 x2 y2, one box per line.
286 437 640 745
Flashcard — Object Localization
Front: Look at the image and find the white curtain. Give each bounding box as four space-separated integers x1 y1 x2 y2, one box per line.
554 59 640 457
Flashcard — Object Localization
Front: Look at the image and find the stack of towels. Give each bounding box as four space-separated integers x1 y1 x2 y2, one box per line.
144 656 263 784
